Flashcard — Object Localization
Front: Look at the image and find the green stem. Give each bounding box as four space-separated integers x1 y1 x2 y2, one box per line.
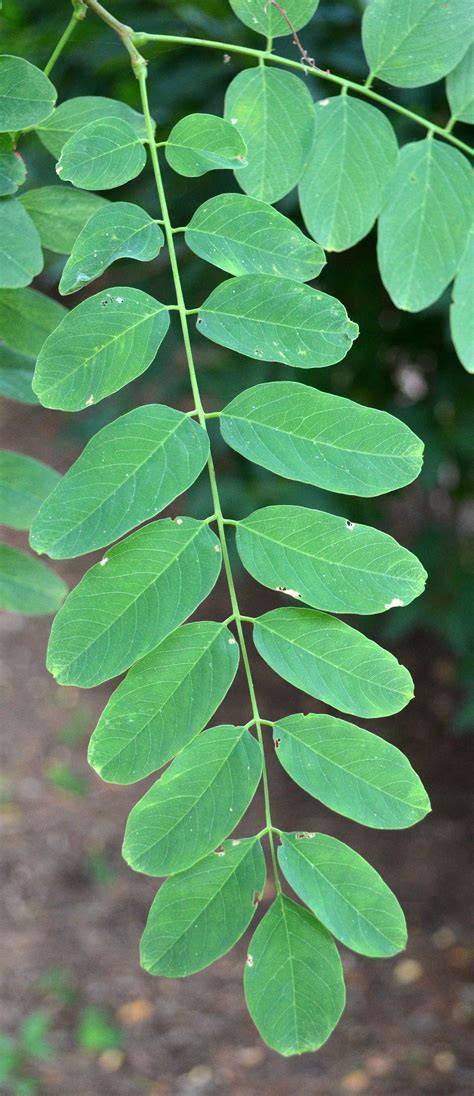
83 0 142 66
136 63 282 894
132 31 473 158
43 12 81 76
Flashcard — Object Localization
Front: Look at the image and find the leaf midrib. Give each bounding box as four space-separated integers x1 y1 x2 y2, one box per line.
258 618 409 700
33 411 195 552
285 840 398 947
240 518 420 586
223 410 419 465
133 730 249 865
202 284 346 339
98 623 228 768
148 841 256 968
51 522 210 676
280 729 424 813
36 299 166 398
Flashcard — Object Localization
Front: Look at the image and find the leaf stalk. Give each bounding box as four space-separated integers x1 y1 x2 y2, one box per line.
134 61 282 895
131 32 473 158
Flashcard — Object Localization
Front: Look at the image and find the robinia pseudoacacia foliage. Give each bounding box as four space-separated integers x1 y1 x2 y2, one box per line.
0 0 472 1057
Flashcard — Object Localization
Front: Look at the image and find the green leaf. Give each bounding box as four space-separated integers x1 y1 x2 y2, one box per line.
56 117 147 191
224 68 315 204
450 227 474 373
377 139 473 312
59 201 164 295
273 713 431 828
19 1010 54 1060
0 136 26 196
244 895 345 1056
447 43 474 123
123 724 262 876
30 404 209 558
0 55 56 131
236 505 426 614
88 620 239 783
299 97 398 251
19 186 108 255
253 607 414 717
229 0 319 37
37 95 149 159
76 1008 122 1052
0 198 43 289
165 113 247 177
140 837 265 976
0 346 38 403
0 288 66 356
278 832 407 957
198 275 357 368
0 543 67 615
220 382 424 496
0 451 60 530
46 517 221 687
185 193 325 281
362 0 473 87
33 287 170 411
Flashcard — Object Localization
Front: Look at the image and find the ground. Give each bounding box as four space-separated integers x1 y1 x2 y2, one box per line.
1 402 473 1096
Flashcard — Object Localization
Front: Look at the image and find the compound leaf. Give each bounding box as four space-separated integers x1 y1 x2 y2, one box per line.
198 275 357 368
377 139 473 312
140 838 266 976
30 405 209 558
0 543 66 615
0 136 26 196
37 95 149 158
0 451 60 530
244 894 345 1056
236 504 426 614
220 381 424 496
0 55 56 131
165 113 247 177
122 724 262 876
33 288 170 411
253 607 414 717
450 227 474 373
299 96 398 251
224 68 315 204
60 201 164 294
278 832 407 957
229 0 319 38
46 517 222 688
362 0 472 87
273 713 431 828
0 288 66 356
19 186 108 255
0 198 43 289
0 347 38 404
186 193 325 281
447 43 474 124
88 620 239 784
57 117 146 191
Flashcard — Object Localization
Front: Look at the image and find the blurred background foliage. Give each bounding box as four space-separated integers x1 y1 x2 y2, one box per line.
2 0 473 728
